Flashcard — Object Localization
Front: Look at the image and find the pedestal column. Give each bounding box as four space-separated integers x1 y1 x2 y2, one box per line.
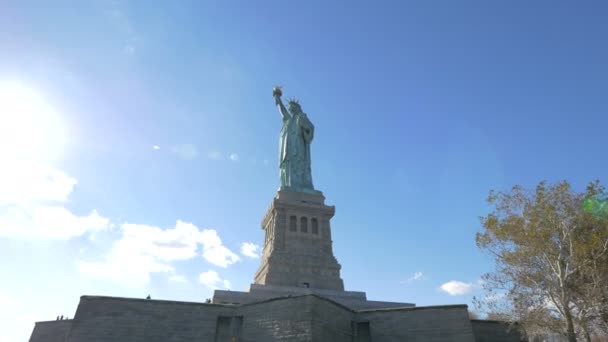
254 190 344 291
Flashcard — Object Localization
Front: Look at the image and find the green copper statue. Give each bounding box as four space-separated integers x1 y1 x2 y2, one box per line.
273 86 318 194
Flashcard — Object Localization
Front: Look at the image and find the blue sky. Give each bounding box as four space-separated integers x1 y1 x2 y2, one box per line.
1 1 608 340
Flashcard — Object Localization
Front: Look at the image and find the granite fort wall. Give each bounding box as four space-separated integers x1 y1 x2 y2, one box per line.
356 305 476 342
235 295 355 342
238 295 316 341
29 320 72 342
29 294 526 342
65 296 234 342
310 296 354 342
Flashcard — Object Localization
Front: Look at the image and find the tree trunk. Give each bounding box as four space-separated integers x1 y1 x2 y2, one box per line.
564 308 577 342
583 329 591 342
601 295 608 334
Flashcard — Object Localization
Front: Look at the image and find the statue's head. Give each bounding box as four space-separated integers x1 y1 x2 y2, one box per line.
288 99 302 115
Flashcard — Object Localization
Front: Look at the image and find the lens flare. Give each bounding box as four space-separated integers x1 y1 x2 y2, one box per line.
583 196 608 218
0 81 66 163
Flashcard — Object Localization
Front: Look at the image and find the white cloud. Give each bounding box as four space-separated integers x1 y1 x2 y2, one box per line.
152 145 160 150
0 162 76 206
0 162 110 240
200 229 240 267
168 275 187 283
229 153 239 161
401 271 424 284
77 221 240 287
171 144 198 160
440 281 473 296
199 270 221 289
207 150 221 160
77 249 172 288
199 270 232 290
240 242 260 258
0 206 109 240
120 221 202 261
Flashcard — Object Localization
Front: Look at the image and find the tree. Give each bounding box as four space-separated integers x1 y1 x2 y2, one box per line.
476 180 608 342
579 193 608 336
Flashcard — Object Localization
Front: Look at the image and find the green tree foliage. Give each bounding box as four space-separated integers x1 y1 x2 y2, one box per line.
476 181 608 342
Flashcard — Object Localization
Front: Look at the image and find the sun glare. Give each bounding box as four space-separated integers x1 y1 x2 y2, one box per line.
0 81 66 163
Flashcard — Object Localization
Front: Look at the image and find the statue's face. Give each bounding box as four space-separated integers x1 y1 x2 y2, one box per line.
289 103 302 114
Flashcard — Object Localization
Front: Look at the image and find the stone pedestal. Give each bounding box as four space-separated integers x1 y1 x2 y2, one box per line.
254 190 344 291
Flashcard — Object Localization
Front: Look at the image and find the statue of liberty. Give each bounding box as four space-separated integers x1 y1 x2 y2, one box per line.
272 86 318 193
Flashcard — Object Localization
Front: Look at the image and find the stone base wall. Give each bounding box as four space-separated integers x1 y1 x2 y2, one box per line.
357 305 476 342
311 296 356 342
239 296 317 341
29 295 525 342
64 296 233 342
29 320 72 342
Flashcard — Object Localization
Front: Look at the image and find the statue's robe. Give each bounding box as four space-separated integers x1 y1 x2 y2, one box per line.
297 113 314 189
279 111 315 191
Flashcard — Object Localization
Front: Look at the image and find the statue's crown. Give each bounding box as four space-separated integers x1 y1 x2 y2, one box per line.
287 98 300 107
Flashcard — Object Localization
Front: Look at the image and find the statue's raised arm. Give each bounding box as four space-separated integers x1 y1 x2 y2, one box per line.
273 86 290 121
